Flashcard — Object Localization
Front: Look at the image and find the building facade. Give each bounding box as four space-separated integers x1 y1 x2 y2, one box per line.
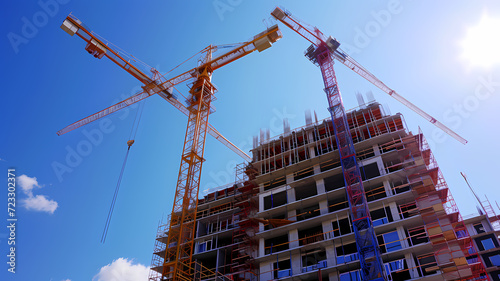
149 102 500 281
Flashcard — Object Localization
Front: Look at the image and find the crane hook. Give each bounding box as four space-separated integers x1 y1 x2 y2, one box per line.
127 140 135 149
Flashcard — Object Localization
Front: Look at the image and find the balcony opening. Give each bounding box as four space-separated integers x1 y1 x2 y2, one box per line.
324 173 345 192
320 158 341 172
273 259 291 279
370 206 393 226
357 147 375 161
417 254 438 276
476 234 499 251
298 225 324 246
294 167 314 181
329 194 348 213
407 226 429 246
399 202 418 219
365 184 387 202
377 231 402 253
336 242 358 264
297 203 320 221
263 190 287 210
360 162 380 181
265 234 289 255
295 181 318 200
332 217 353 237
473 222 486 234
301 248 327 273
384 259 411 281
393 178 410 194
263 177 286 191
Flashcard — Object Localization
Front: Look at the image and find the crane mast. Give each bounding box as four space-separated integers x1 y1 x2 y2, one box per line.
163 55 215 279
316 46 386 281
60 14 282 280
272 7 387 280
272 5 469 280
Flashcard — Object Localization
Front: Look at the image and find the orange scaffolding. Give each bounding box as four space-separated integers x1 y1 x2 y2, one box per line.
388 130 489 280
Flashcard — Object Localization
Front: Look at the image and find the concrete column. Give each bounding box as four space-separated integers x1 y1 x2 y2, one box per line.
309 146 316 159
258 183 265 194
259 194 264 213
322 220 333 239
405 252 419 279
288 209 297 222
259 237 265 258
373 144 380 156
383 180 393 197
289 229 299 249
307 131 315 159
396 226 409 249
388 201 400 221
291 253 301 276
313 163 321 175
286 173 294 184
259 222 265 233
376 156 386 175
319 199 329 215
482 219 492 232
325 244 337 267
259 261 273 281
287 186 296 203
465 222 475 236
317 178 326 195
329 271 340 281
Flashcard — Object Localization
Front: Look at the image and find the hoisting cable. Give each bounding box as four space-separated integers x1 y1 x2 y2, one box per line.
129 99 146 141
101 100 146 243
101 143 131 243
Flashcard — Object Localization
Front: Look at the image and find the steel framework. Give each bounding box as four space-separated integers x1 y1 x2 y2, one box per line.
59 14 282 281
272 7 385 280
316 41 385 281
163 61 216 279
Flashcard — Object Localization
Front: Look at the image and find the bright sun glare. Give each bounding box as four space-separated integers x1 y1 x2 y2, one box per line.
461 14 500 68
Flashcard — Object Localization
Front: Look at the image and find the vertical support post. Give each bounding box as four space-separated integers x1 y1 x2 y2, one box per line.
163 61 216 280
315 45 385 281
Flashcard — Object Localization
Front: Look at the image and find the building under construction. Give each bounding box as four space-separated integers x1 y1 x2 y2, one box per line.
56 6 500 281
149 101 500 281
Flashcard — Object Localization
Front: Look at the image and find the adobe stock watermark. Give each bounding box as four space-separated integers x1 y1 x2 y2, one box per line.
202 106 296 194
51 86 143 183
341 0 405 56
213 0 244 21
7 0 70 54
426 74 499 148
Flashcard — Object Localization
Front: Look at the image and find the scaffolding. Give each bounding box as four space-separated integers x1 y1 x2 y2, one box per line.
230 164 260 281
149 219 169 281
253 103 405 176
149 101 494 280
388 130 490 280
480 197 500 231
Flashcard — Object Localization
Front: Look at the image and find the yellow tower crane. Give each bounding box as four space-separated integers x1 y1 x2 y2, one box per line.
59 14 282 280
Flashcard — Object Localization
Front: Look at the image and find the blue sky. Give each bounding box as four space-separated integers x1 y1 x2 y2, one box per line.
2 1 500 280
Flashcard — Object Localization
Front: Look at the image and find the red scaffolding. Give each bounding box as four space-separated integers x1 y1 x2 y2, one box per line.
389 130 489 280
230 164 260 281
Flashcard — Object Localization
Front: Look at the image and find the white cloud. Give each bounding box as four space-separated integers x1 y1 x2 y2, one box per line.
22 194 58 214
17 174 58 214
17 174 42 196
62 279 71 281
93 258 149 281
